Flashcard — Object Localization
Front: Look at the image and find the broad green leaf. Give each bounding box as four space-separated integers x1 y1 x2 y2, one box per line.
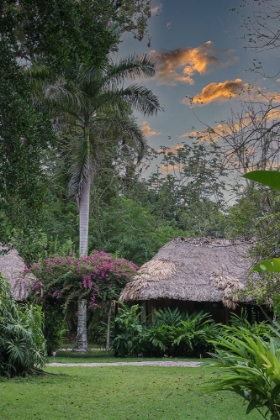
252 259 280 272
246 398 258 414
271 384 280 401
243 171 280 191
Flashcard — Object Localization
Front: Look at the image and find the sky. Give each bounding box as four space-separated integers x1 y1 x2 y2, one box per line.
117 0 280 173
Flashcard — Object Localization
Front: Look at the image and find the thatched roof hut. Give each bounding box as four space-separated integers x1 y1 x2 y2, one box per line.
0 248 35 301
120 237 253 311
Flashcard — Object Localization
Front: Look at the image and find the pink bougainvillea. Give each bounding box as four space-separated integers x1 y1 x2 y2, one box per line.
26 251 137 308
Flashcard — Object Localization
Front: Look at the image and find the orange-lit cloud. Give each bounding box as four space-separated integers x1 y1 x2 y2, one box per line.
142 121 162 137
150 41 238 86
159 163 180 174
183 79 245 105
180 108 280 142
262 91 280 103
151 2 162 16
182 79 280 106
158 145 185 154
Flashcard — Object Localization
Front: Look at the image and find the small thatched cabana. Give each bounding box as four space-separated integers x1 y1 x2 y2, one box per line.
120 237 261 324
0 247 35 301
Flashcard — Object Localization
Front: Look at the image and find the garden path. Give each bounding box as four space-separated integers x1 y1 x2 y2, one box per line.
47 361 201 367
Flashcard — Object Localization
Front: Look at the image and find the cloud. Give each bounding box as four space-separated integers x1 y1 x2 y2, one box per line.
142 121 162 137
150 41 238 86
151 2 162 16
180 108 280 142
183 79 245 105
262 91 280 103
182 79 280 106
159 163 180 174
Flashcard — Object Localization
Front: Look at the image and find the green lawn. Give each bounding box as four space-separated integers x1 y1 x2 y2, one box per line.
0 365 262 420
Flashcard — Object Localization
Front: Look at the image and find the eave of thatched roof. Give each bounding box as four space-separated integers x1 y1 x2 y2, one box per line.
120 237 253 309
0 247 35 301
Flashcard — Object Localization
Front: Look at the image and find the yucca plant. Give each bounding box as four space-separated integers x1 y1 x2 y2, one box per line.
205 330 280 419
0 274 46 377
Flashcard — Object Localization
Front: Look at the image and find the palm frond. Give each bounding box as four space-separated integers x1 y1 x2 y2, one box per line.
44 80 84 110
118 84 163 116
118 119 147 163
104 54 156 88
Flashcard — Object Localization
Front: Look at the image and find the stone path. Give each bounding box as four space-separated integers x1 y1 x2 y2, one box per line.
47 361 201 367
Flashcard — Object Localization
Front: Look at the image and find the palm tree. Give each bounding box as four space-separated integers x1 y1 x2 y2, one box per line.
42 54 162 350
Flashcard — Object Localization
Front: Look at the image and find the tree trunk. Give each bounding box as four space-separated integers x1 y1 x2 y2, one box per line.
73 299 88 352
79 172 91 258
75 125 91 352
106 300 112 353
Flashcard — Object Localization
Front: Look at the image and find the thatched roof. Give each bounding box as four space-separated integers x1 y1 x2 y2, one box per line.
0 248 35 301
120 237 253 309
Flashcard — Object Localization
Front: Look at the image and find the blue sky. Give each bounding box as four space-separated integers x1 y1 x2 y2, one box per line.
117 0 280 163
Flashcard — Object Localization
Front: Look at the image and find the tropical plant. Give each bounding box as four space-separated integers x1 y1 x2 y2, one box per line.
0 274 46 377
225 311 272 340
205 330 280 419
203 170 280 419
27 252 137 353
155 307 183 327
111 303 146 357
37 54 161 257
33 53 161 350
243 171 280 273
242 171 280 305
111 306 222 358
174 311 221 357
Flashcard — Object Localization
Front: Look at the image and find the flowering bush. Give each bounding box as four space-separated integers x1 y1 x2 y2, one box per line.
26 251 137 311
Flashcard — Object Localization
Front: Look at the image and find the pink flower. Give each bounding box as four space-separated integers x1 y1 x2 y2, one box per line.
52 291 58 297
32 281 42 290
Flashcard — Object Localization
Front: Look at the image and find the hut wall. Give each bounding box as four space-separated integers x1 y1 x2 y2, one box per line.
141 299 230 324
138 300 272 325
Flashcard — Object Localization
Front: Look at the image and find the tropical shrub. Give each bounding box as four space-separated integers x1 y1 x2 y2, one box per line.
43 307 67 355
26 251 137 352
27 252 137 310
146 324 178 356
0 274 46 377
173 312 221 357
224 311 272 340
111 304 147 357
155 307 183 327
205 330 280 419
112 306 222 357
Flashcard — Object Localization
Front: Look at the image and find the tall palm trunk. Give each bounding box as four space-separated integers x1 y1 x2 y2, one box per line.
74 126 91 352
79 171 91 258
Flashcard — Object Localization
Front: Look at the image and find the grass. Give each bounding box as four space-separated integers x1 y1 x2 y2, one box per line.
0 365 262 419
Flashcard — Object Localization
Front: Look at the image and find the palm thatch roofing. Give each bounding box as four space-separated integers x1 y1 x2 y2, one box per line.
120 237 254 309
0 247 35 301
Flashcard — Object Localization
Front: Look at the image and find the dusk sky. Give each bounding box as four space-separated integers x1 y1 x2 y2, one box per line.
117 0 280 167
